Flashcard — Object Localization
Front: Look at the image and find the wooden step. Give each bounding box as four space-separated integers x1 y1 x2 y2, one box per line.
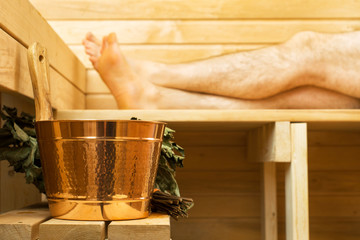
0 203 170 240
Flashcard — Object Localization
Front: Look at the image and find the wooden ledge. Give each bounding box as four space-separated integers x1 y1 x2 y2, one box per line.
56 109 360 131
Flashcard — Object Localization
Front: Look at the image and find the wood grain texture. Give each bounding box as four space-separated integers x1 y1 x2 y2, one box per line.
0 162 41 214
178 170 360 197
261 163 278 240
29 0 360 19
176 171 260 195
0 203 50 240
108 213 170 240
173 217 360 240
27 43 54 121
181 149 360 188
178 194 360 218
172 131 247 147
0 28 85 110
49 20 360 44
247 121 291 162
281 171 360 194
0 0 86 92
0 29 34 99
55 110 360 129
171 218 261 240
178 146 255 171
86 94 117 109
39 218 105 240
279 218 360 240
182 195 260 218
86 70 109 93
308 146 360 171
50 68 85 110
285 123 309 240
308 131 360 146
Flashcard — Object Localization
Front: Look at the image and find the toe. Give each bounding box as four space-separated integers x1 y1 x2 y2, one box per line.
108 32 118 44
86 32 101 46
101 36 109 53
82 39 90 47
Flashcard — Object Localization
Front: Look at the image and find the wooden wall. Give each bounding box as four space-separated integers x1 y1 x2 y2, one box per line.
172 130 360 240
23 1 360 239
29 0 360 109
0 0 86 213
0 0 86 110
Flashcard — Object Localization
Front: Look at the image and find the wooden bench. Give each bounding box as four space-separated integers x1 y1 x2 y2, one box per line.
0 203 170 240
2 109 360 239
57 109 360 240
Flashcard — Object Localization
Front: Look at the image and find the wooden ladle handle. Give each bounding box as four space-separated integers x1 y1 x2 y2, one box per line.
27 42 53 121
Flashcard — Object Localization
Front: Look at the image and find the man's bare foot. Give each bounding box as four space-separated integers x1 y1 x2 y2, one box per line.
82 32 158 109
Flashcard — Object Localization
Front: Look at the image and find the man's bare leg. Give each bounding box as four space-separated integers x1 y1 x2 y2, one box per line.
83 32 360 109
84 31 360 100
156 86 360 109
152 31 360 99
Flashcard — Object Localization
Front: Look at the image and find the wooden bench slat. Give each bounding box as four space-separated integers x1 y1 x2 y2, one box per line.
39 218 106 240
0 203 50 240
108 213 170 240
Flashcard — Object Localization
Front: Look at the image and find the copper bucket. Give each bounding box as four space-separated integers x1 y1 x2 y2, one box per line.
36 120 165 220
27 43 166 220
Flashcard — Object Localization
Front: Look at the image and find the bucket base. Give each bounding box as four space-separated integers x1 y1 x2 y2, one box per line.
48 198 150 220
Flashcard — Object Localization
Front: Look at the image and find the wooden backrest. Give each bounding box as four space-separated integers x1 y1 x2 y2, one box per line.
0 0 86 110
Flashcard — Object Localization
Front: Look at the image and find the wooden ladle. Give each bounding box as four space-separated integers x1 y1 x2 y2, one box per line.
27 42 54 121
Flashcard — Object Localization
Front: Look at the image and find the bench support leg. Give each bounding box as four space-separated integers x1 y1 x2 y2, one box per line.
285 123 309 240
248 121 291 240
262 162 278 240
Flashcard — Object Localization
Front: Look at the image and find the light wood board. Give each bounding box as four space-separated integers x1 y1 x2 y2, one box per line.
247 122 291 162
285 123 309 240
0 28 85 110
29 0 360 19
39 218 106 240
261 162 278 240
0 0 86 92
55 110 360 131
108 213 170 240
0 203 50 240
49 20 360 45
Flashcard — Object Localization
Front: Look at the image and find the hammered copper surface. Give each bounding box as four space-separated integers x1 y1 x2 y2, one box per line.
35 120 165 220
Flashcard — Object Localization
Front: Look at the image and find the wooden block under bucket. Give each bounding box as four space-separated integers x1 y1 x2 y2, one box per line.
0 202 50 240
39 218 106 240
108 213 170 240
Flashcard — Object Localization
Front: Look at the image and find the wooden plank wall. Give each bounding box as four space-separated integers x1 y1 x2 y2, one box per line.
171 130 360 240
0 0 86 110
0 0 86 213
27 1 360 239
29 0 360 109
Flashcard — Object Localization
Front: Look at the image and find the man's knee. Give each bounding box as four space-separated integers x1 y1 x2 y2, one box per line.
286 31 318 49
